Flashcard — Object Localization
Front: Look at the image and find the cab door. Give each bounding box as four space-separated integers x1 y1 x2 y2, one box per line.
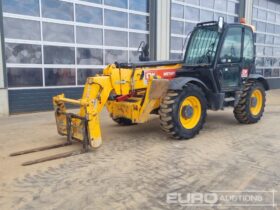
216 26 243 91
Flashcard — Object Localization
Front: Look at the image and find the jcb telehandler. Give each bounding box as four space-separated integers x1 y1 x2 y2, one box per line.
11 18 269 165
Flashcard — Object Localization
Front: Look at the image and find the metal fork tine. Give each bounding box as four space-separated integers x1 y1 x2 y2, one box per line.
10 142 72 156
22 150 85 166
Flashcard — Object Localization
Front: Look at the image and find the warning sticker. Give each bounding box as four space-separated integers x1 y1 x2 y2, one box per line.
144 69 177 84
241 69 249 78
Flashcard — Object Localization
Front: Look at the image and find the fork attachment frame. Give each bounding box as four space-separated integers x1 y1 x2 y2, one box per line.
10 113 90 166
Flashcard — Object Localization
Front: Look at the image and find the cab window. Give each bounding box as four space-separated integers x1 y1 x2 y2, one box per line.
219 27 242 63
243 28 254 67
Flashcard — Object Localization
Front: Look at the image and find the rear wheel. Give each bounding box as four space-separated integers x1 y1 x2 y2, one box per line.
234 81 266 124
159 84 207 139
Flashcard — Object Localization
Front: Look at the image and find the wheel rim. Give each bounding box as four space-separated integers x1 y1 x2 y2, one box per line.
179 96 202 129
250 89 263 116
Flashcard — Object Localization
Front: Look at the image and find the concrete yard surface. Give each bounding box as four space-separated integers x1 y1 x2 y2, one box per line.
0 90 280 210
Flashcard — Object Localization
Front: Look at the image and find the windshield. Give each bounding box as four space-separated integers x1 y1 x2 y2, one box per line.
185 25 220 66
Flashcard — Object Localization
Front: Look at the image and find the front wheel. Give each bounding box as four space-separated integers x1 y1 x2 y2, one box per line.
159 84 207 139
234 81 266 124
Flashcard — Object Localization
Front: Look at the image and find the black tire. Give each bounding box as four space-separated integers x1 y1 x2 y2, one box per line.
111 117 136 126
234 80 266 124
159 84 207 139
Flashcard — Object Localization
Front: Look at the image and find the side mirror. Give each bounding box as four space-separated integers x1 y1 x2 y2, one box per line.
218 17 224 33
138 41 150 61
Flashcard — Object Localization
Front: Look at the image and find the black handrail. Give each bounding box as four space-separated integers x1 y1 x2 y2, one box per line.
197 21 218 26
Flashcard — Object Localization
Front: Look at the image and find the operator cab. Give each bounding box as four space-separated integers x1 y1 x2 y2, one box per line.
181 18 255 93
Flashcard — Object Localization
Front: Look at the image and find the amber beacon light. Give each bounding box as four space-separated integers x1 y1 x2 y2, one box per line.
240 17 246 24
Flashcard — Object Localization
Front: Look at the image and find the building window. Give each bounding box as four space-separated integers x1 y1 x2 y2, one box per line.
170 0 240 59
41 0 74 21
253 0 280 78
7 68 43 87
77 48 103 65
104 10 128 28
3 0 150 88
5 43 42 64
44 46 75 64
2 0 40 16
83 0 102 4
76 5 103 25
45 68 75 86
76 27 103 46
129 14 149 31
104 0 128 9
43 23 74 43
105 50 128 64
129 33 149 48
3 18 41 40
77 69 102 85
130 0 149 12
104 30 128 47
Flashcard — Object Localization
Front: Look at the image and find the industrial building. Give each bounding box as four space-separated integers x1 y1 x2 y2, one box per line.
0 0 279 114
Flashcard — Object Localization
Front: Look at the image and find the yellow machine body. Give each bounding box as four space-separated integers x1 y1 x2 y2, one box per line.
11 20 269 166
53 63 182 148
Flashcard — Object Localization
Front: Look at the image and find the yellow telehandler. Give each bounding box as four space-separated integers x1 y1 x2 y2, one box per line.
11 18 269 165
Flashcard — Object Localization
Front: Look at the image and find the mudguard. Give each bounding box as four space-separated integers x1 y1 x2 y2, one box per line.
248 74 269 90
169 77 210 91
